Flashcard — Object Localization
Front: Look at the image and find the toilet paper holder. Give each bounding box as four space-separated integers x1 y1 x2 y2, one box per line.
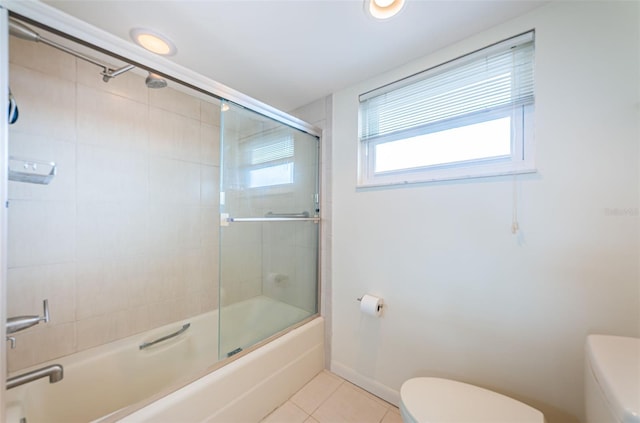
357 296 383 311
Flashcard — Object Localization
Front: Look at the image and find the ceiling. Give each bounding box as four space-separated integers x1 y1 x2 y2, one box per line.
43 0 546 112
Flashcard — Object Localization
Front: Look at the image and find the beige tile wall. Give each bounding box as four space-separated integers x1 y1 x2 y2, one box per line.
7 36 221 372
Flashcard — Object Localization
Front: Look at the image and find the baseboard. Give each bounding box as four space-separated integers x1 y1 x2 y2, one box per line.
330 361 400 407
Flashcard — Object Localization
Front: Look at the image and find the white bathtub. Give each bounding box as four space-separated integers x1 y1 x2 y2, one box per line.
5 296 323 423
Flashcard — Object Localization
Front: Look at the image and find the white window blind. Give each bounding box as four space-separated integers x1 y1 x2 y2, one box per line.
250 137 294 165
359 31 534 144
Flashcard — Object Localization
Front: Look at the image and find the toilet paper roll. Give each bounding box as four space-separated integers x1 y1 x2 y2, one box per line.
360 294 383 317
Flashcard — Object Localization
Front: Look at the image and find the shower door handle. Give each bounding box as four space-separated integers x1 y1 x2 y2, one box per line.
222 216 320 224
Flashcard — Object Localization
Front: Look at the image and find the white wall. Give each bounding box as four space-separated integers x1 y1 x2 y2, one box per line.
329 2 639 422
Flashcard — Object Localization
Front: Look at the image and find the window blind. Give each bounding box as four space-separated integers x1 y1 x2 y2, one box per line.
359 31 534 142
250 136 294 165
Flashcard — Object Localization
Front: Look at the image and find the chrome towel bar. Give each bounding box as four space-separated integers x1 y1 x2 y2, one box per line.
139 323 190 350
228 217 320 223
265 211 309 218
220 212 320 225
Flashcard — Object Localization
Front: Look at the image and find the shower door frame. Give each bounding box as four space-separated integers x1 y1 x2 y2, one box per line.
0 6 10 421
0 0 323 419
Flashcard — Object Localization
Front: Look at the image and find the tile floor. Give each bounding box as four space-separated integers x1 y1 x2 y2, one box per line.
261 370 402 423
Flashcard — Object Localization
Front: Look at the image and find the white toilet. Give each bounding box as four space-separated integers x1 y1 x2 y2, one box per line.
585 334 639 423
399 377 544 423
400 335 640 423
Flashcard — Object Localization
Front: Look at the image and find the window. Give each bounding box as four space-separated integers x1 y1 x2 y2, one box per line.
248 162 294 188
358 31 535 187
243 134 295 189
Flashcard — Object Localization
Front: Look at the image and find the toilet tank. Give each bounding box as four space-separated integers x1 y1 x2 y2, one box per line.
585 335 640 423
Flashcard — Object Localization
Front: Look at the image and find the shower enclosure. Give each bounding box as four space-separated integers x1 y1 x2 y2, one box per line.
2 10 320 422
218 101 319 359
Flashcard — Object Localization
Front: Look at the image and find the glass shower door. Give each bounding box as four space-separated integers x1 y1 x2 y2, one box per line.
218 101 319 359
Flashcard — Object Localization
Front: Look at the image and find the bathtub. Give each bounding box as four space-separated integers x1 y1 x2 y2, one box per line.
5 296 324 423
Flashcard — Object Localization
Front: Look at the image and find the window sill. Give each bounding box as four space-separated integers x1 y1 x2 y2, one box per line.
357 166 537 189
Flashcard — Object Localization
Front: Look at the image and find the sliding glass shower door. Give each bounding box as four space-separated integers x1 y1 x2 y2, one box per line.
218 101 319 359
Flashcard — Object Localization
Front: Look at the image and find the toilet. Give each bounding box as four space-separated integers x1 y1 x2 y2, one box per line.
400 377 544 423
585 335 639 423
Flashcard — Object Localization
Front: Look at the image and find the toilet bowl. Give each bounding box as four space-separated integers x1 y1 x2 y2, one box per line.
400 377 544 423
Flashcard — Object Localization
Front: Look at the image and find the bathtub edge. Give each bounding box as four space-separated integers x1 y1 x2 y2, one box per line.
118 316 325 422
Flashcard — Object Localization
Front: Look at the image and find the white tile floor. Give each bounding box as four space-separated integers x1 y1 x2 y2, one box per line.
261 371 402 423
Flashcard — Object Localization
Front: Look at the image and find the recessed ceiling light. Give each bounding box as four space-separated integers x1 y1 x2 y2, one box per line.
130 28 177 56
365 0 406 20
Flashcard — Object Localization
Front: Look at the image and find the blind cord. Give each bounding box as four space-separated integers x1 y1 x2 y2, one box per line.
511 175 519 235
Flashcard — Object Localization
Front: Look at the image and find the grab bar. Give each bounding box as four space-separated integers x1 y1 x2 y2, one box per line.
139 323 190 350
7 364 63 390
